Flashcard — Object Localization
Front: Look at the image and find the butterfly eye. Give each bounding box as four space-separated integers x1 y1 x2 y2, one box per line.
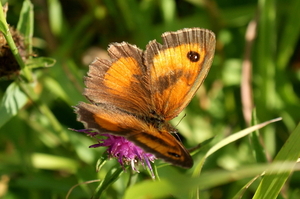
187 51 200 62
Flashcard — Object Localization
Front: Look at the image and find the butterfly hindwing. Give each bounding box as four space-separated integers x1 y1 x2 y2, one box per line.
75 102 192 168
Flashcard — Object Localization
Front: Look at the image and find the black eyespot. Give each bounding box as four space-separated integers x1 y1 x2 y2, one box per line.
187 51 200 62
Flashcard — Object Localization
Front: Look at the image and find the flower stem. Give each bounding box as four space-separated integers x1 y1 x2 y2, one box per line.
93 166 125 198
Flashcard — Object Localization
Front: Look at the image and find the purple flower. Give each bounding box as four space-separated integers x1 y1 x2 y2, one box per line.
71 129 156 177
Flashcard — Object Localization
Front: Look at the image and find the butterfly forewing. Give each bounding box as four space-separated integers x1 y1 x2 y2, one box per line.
84 43 152 117
145 28 215 121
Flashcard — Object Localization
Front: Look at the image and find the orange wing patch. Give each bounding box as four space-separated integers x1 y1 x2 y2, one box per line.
151 43 206 81
84 43 152 116
149 43 206 120
145 29 215 120
103 57 141 94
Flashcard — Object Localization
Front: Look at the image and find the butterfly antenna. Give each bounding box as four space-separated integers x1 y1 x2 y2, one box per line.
173 114 187 142
175 113 186 127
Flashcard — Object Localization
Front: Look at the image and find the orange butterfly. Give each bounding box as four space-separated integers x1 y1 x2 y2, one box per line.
75 28 215 168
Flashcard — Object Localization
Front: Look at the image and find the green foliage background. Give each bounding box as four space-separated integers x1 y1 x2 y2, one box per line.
0 0 300 198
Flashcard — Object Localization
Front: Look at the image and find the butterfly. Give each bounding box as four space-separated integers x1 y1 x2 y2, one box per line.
75 28 216 168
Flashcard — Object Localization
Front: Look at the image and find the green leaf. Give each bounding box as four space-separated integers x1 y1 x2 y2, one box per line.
276 0 300 69
193 117 282 176
253 123 300 199
42 76 71 105
17 0 34 54
25 57 56 69
124 163 300 199
93 166 124 198
31 153 79 172
250 109 268 163
48 0 63 36
0 82 28 128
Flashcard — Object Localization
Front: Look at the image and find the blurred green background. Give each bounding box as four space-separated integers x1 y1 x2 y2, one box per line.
1 0 300 198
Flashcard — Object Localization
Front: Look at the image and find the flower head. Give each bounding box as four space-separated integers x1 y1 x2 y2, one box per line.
71 129 156 177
